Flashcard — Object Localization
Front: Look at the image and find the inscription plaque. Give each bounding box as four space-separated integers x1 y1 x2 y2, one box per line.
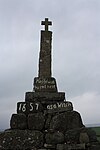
17 102 43 114
46 101 73 113
34 77 57 92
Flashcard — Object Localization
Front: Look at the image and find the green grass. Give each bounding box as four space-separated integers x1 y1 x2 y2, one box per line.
91 127 100 141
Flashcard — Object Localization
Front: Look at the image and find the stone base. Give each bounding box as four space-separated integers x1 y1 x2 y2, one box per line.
10 109 83 131
10 114 27 129
9 109 100 149
49 111 84 132
0 130 43 150
0 128 100 150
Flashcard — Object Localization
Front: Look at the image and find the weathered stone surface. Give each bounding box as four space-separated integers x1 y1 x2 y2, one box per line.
0 130 43 149
86 128 97 142
79 132 89 144
45 131 64 144
56 143 86 150
28 113 45 130
65 129 80 144
38 30 52 78
10 113 27 129
89 142 100 150
25 91 65 102
45 114 53 129
50 111 84 132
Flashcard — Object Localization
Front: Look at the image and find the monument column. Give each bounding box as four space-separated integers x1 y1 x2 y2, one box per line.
33 18 58 92
39 18 52 77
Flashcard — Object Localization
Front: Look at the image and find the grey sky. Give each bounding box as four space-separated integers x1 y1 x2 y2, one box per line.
0 0 100 129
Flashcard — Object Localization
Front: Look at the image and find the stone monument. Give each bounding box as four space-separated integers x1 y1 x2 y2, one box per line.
0 18 100 150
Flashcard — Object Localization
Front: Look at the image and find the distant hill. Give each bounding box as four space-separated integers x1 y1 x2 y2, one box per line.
85 123 100 127
0 129 4 132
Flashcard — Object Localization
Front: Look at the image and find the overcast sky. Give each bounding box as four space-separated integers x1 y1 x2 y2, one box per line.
0 0 100 129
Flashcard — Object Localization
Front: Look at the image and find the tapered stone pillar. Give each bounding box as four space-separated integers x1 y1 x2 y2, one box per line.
34 18 58 92
39 30 52 77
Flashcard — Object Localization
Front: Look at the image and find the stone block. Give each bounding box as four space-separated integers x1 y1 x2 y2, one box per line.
50 111 84 132
25 91 65 102
46 101 73 114
70 111 84 129
45 131 64 144
10 113 27 129
86 128 97 142
17 102 27 114
65 128 80 144
79 132 89 144
65 127 98 145
25 92 34 101
33 77 58 92
28 112 45 130
17 102 43 114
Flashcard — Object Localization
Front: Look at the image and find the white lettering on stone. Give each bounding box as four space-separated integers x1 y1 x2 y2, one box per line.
47 102 72 111
35 103 39 110
67 103 70 107
22 104 26 112
47 105 53 110
40 85 46 89
30 103 33 111
53 104 57 109
34 84 55 90
47 85 55 89
19 103 22 111
35 78 55 85
18 102 40 113
34 86 39 90
57 102 63 108
47 105 50 109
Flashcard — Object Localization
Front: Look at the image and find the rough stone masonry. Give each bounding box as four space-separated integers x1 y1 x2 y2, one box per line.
0 18 100 150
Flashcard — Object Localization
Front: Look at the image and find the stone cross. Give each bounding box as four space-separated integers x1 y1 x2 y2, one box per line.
41 18 52 31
